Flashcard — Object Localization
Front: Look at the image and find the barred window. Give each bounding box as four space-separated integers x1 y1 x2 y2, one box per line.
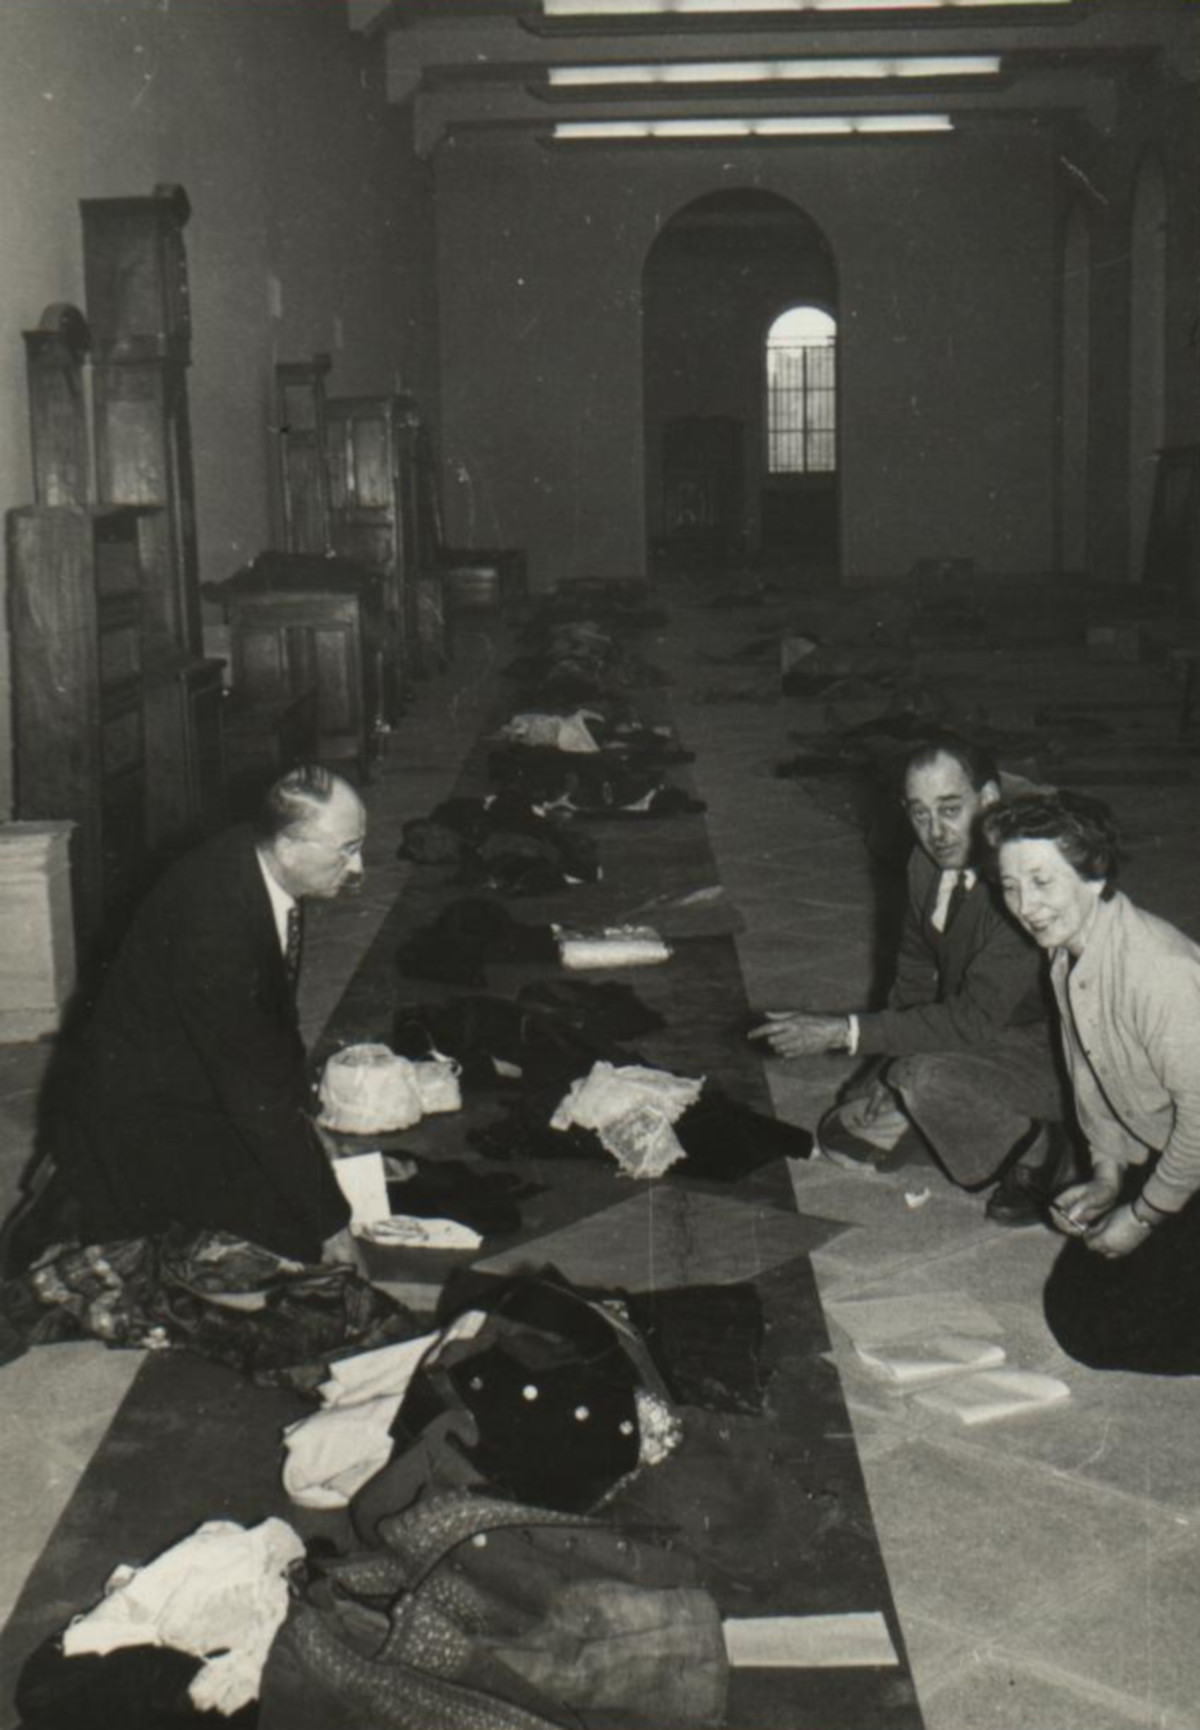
766 305 836 475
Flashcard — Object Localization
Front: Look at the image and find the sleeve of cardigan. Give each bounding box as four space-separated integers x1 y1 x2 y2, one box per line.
1134 957 1200 1216
856 901 1043 1057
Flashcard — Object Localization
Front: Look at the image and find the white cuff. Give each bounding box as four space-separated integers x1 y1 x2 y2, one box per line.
845 1014 860 1056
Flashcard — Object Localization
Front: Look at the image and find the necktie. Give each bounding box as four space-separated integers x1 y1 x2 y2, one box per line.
931 869 969 934
943 871 969 933
284 904 303 992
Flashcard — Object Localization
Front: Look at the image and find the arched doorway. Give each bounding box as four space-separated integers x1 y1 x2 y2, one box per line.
642 189 838 578
1059 200 1090 574
1128 154 1167 582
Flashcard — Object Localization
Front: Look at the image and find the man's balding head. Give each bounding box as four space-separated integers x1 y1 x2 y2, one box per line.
258 766 366 899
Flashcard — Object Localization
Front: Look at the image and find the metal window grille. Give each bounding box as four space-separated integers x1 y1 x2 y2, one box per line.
767 337 836 474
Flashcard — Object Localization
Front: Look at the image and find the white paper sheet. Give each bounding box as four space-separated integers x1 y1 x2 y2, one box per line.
332 1150 390 1226
854 1333 1007 1386
913 1368 1071 1425
826 1290 1003 1347
723 1613 899 1669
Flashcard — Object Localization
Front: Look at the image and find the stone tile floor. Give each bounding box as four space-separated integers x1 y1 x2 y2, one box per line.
1 575 1198 1729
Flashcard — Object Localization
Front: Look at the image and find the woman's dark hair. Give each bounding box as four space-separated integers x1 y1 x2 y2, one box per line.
981 789 1120 895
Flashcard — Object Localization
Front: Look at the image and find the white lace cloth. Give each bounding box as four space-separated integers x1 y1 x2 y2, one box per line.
318 1044 462 1133
552 1062 704 1179
61 1518 304 1714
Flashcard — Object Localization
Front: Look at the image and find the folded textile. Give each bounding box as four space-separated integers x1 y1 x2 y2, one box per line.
469 1087 814 1182
260 1496 725 1730
392 993 638 1097
385 1161 542 1238
514 977 666 1041
399 796 600 893
282 1326 474 1509
551 1062 704 1181
0 1228 426 1385
496 709 603 752
380 1270 679 1517
551 1062 703 1134
556 923 671 971
396 898 558 986
16 1639 247 1730
62 1517 304 1714
318 1047 461 1135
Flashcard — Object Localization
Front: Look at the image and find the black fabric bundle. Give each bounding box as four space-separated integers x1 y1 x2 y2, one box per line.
391 991 642 1096
486 748 704 818
16 1640 258 1730
469 1086 813 1184
399 796 600 894
396 897 558 987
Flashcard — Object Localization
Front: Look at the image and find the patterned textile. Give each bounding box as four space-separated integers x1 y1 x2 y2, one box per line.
0 1228 425 1389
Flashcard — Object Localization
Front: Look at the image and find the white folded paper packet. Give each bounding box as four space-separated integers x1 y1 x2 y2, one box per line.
723 1613 899 1669
854 1333 1007 1386
913 1368 1070 1425
556 924 672 970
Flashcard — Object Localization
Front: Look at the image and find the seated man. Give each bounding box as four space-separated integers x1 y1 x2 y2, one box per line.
750 735 1070 1225
13 765 365 1269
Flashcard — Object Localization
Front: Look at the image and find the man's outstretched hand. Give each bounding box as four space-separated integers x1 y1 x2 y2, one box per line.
748 1011 849 1059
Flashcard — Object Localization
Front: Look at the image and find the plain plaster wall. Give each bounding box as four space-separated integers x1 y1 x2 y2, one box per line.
1055 83 1200 590
0 0 428 817
434 129 1058 593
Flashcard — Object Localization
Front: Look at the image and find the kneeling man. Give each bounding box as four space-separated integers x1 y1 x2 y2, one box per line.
751 735 1068 1225
34 766 364 1267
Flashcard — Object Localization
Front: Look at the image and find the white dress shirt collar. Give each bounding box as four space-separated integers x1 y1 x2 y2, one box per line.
255 848 297 955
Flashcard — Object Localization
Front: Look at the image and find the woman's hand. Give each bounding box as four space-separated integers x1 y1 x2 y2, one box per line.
1081 1204 1153 1260
748 1012 848 1059
1049 1158 1123 1236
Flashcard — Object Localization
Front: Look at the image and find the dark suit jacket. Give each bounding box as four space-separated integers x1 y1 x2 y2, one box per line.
60 825 349 1261
857 846 1054 1077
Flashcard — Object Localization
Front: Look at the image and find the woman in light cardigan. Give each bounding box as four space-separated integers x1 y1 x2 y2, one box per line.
983 790 1200 1374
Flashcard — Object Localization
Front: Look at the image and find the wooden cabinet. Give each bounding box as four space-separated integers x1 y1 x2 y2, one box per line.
275 354 332 557
8 506 152 950
325 393 422 705
219 554 384 779
143 652 228 857
82 184 201 654
91 356 200 651
23 304 91 508
80 183 191 362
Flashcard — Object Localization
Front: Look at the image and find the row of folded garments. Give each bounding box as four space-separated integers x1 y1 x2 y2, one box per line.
9 590 808 1730
11 1255 773 1730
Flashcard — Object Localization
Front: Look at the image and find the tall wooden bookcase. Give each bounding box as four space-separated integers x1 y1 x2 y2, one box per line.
8 507 151 946
79 185 225 864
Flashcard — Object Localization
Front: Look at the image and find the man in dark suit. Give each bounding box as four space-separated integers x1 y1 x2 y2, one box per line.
47 765 365 1265
750 736 1069 1225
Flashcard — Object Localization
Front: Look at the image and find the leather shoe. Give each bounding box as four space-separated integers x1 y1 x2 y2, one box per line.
985 1174 1047 1227
984 1123 1079 1227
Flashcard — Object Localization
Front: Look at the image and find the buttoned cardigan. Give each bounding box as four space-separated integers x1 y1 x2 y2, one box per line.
1050 891 1200 1216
